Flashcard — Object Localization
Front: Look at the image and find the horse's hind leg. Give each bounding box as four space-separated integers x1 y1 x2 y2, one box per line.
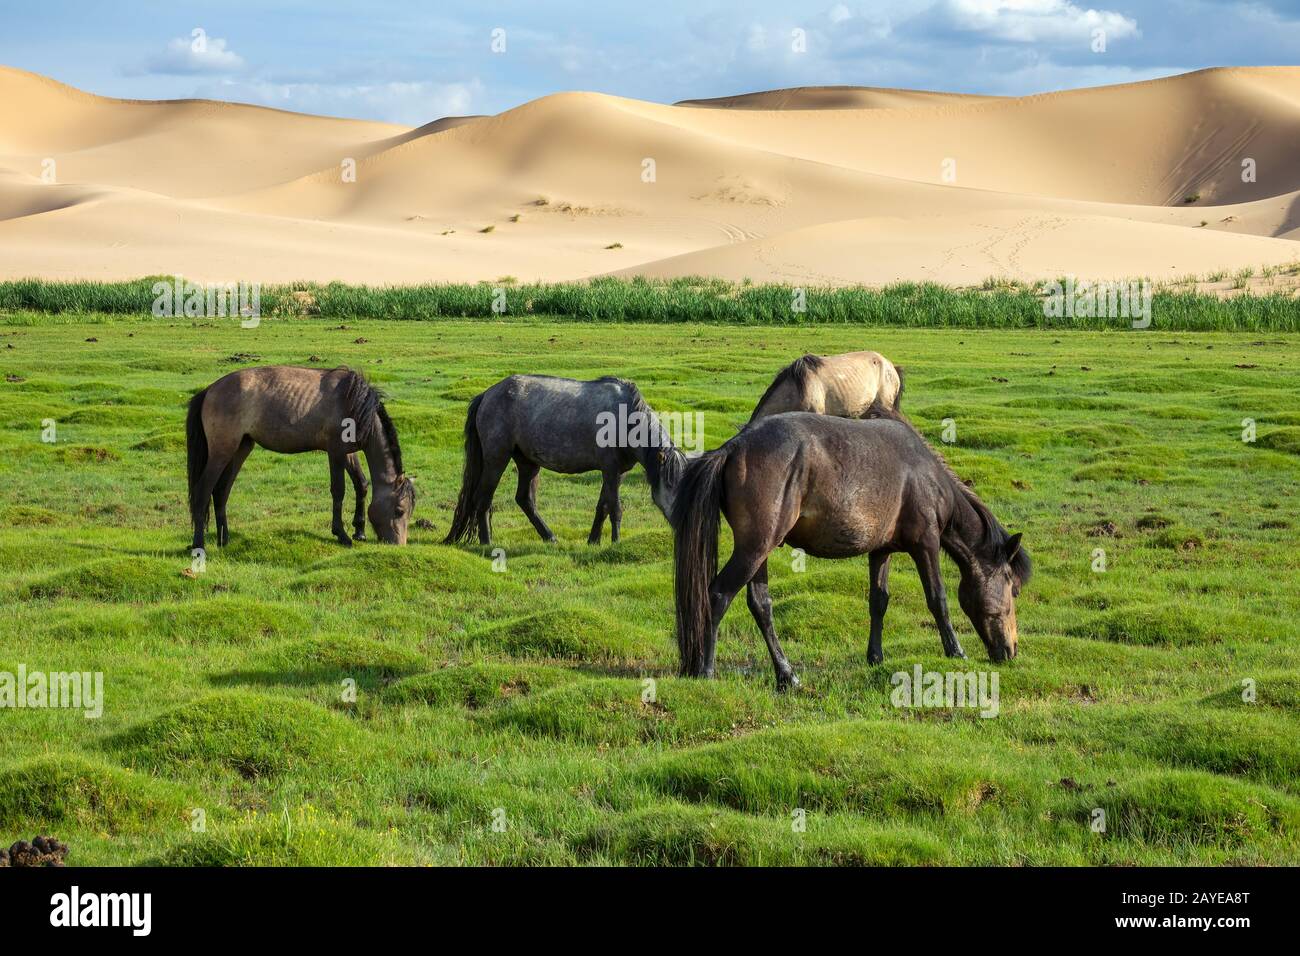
328 452 353 547
212 437 253 547
745 560 798 691
703 548 770 678
513 455 555 543
191 439 240 552
474 450 511 545
344 453 368 540
867 550 892 664
912 542 966 659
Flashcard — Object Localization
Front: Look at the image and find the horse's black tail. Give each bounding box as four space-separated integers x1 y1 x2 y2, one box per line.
671 448 730 677
892 364 905 410
444 392 486 544
186 388 210 538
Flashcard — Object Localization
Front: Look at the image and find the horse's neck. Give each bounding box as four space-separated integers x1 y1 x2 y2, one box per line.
939 486 986 575
363 423 399 488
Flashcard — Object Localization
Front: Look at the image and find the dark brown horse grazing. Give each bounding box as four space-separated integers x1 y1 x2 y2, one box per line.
186 366 415 550
445 375 687 546
672 409 1030 691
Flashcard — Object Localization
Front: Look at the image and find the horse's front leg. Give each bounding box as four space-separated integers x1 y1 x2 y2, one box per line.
344 453 368 540
587 470 618 545
608 471 624 543
912 543 965 658
867 550 892 664
328 453 352 547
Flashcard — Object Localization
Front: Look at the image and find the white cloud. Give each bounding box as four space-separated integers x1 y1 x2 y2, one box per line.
941 0 1139 43
196 78 485 125
132 35 246 75
829 3 854 23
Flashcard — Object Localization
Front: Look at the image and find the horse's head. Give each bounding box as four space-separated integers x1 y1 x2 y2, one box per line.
649 446 687 522
957 532 1030 662
369 475 416 544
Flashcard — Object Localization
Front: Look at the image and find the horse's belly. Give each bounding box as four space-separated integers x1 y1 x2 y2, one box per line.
255 437 323 455
784 513 880 558
525 446 597 474
250 420 333 455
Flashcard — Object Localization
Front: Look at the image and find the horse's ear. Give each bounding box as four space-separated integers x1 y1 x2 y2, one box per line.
1004 533 1023 561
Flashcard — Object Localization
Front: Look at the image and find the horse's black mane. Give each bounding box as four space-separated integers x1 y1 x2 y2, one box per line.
749 354 826 423
341 368 405 476
625 382 687 489
868 401 1031 584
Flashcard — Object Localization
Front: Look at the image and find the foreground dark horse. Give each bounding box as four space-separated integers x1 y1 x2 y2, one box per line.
445 375 687 545
187 366 415 550
673 410 1030 690
749 350 904 423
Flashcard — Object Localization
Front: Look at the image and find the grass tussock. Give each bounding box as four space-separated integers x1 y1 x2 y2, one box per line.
1 315 1298 864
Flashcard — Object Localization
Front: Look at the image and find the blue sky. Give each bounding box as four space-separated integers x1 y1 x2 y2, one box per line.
3 1 1298 124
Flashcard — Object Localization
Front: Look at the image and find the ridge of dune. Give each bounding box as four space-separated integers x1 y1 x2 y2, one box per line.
675 85 999 110
1 65 1298 287
0 65 409 198
0 64 408 127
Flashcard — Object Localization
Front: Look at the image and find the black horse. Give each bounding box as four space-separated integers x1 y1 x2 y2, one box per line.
445 375 687 546
672 408 1030 690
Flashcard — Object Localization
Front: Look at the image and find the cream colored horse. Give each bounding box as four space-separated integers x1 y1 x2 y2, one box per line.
749 351 903 422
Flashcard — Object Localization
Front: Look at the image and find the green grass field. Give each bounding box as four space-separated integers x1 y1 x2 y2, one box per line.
2 312 1299 865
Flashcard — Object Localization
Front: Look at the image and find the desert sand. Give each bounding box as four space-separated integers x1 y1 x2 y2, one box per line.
1 64 1297 286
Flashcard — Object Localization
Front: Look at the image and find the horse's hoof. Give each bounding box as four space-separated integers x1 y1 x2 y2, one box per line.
335 534 353 548
353 532 366 541
867 651 883 665
776 673 801 693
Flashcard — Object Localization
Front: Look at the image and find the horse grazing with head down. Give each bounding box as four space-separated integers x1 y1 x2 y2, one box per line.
444 374 687 546
186 366 415 550
749 350 904 423
672 405 1030 691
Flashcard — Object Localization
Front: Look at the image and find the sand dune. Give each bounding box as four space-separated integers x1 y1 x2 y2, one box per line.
1 64 1297 286
675 85 999 110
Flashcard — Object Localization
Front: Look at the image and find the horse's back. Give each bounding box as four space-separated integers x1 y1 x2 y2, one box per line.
728 413 938 556
478 373 634 473
752 350 900 421
736 413 939 504
203 365 348 453
741 412 925 464
816 351 900 416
